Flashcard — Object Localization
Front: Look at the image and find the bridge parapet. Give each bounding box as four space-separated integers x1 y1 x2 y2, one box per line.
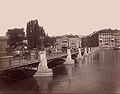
71 50 79 55
0 54 39 71
46 50 79 60
46 51 67 60
0 49 79 72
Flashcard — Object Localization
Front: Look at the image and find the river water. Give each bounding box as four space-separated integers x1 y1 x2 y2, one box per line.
0 49 120 93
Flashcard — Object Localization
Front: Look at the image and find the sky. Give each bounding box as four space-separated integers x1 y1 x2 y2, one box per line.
0 0 120 36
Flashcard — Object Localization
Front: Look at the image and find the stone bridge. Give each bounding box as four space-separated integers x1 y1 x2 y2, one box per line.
0 47 99 78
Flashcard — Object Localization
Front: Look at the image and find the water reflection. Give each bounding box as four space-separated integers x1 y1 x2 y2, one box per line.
0 49 120 93
34 77 53 93
0 77 39 93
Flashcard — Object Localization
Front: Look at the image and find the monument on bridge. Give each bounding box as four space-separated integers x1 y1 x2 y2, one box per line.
84 47 88 56
64 47 74 64
76 47 82 60
34 37 53 77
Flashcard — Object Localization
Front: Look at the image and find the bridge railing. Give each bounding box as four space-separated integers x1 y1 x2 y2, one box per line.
0 49 79 71
46 51 67 60
0 49 78 63
0 56 13 65
46 49 79 60
0 53 39 70
71 49 79 55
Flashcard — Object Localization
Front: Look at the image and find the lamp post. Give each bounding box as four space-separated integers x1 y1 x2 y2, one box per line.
40 36 45 51
68 37 70 49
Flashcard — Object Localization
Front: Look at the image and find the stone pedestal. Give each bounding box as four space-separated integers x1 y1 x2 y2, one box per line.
84 48 88 56
77 48 82 59
91 47 95 53
34 51 53 77
64 49 74 64
96 47 99 51
91 47 93 53
94 47 96 51
94 47 96 52
88 48 91 55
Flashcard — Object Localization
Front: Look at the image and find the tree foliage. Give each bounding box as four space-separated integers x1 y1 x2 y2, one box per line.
26 19 56 50
6 28 25 50
26 20 46 50
44 35 56 48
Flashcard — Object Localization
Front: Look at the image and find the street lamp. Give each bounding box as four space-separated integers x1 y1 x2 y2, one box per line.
40 36 45 51
68 37 70 49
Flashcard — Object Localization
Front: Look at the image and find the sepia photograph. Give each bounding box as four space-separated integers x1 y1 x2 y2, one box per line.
0 0 120 93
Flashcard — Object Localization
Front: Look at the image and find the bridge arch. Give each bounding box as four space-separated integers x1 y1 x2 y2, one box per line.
71 53 78 60
47 58 66 69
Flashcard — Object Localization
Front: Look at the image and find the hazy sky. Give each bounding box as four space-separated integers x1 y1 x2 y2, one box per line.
0 0 120 36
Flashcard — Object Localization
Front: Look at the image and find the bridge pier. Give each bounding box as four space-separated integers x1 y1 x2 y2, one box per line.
77 48 82 59
64 49 74 64
88 47 91 55
91 47 95 53
96 47 99 51
91 47 93 53
84 47 88 56
34 51 53 77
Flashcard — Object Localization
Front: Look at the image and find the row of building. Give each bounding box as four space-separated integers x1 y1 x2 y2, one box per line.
82 29 120 49
0 29 120 56
55 34 83 51
99 30 118 48
0 34 83 56
55 29 120 50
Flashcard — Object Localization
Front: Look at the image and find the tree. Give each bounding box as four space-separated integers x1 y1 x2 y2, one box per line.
26 19 56 50
26 20 45 50
44 35 56 48
6 28 25 50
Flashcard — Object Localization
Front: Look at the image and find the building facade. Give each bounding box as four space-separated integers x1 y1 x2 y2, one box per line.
114 31 120 48
0 36 8 56
99 32 115 48
55 35 81 51
82 29 120 48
